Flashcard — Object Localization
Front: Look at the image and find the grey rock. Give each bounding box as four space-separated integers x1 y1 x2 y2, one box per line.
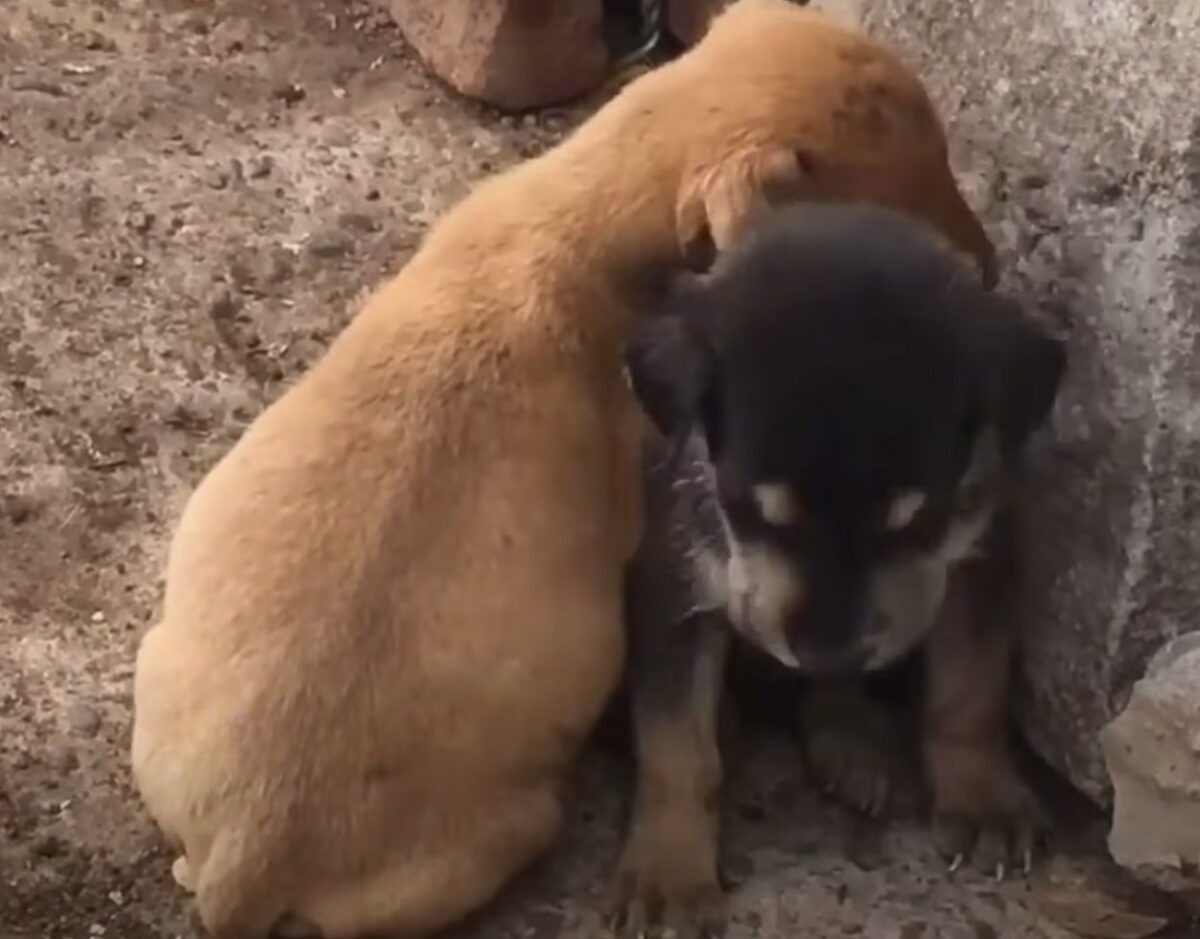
860 0 1200 806
66 702 101 736
1102 633 1200 897
305 229 354 260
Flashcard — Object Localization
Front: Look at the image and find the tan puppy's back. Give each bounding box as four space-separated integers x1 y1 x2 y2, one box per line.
134 208 636 936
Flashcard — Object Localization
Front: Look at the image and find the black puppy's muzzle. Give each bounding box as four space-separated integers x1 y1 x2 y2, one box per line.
785 561 871 676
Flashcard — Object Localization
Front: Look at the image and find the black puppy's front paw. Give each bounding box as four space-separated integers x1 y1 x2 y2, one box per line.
927 740 1048 879
609 810 726 939
800 681 908 818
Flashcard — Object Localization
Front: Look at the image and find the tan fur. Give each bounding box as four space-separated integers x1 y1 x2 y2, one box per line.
131 3 996 937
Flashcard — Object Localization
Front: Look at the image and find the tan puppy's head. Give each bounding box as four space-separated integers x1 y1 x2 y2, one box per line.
659 0 997 285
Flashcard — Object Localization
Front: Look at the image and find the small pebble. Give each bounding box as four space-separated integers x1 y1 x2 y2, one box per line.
273 82 306 105
67 702 101 736
50 749 80 773
306 229 354 259
33 835 66 858
208 288 240 321
248 154 274 179
338 211 378 234
126 210 154 233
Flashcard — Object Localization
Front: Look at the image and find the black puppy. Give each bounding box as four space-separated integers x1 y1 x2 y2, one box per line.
612 203 1066 936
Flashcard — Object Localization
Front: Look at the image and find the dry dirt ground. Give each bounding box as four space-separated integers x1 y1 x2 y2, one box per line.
0 2 1149 938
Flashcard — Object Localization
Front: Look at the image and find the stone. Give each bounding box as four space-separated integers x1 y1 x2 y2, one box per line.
1103 633 1200 897
66 702 101 737
664 0 731 45
305 229 355 260
389 0 608 111
858 0 1200 806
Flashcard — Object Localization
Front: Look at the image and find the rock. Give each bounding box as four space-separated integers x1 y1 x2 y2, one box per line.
858 0 1200 806
208 288 240 322
664 0 864 46
271 82 306 106
1103 634 1200 897
388 0 608 111
66 702 101 736
305 229 355 260
33 835 66 858
664 0 731 45
247 154 273 179
204 165 230 190
1031 854 1186 938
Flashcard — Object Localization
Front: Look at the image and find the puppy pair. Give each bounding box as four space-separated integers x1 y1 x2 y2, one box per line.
618 203 1066 936
131 2 1000 938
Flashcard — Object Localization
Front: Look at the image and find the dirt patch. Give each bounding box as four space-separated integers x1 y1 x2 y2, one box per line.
0 1 1120 937
0 2 563 934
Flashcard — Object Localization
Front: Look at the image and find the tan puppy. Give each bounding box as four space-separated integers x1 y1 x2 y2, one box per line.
131 2 996 938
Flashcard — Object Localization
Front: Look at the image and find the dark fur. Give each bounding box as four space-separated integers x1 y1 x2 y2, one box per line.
614 203 1065 935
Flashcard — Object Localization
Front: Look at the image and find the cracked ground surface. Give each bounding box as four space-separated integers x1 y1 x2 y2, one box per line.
0 2 1107 937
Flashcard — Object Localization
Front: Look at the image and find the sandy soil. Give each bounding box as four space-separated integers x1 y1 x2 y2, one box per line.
0 2 1142 937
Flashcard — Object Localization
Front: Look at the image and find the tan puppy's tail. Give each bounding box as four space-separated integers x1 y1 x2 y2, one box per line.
807 0 866 30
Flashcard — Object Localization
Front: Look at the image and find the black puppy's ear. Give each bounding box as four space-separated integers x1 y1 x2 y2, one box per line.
625 283 717 438
966 293 1067 456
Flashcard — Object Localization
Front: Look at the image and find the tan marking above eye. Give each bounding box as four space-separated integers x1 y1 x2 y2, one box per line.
752 482 801 527
886 489 927 530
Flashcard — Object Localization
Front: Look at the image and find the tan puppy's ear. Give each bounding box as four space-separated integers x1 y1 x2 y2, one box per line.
676 147 812 271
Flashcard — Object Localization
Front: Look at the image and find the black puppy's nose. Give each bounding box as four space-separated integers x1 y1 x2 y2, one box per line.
786 638 868 677
786 568 870 676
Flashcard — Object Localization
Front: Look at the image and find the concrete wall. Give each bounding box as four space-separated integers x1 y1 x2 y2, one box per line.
860 0 1200 804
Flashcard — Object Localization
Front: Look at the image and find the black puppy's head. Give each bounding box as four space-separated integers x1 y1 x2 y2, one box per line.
628 203 1065 675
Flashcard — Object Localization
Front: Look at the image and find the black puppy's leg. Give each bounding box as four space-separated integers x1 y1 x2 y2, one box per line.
801 678 906 818
613 606 730 939
921 560 1045 877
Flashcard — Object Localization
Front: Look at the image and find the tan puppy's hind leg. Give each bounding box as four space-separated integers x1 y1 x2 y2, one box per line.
192 832 286 939
307 789 563 939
